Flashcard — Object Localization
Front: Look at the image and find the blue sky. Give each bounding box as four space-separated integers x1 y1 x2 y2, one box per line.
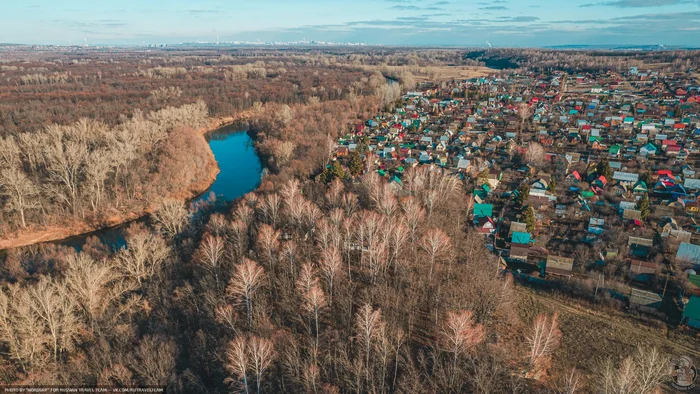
3 0 700 46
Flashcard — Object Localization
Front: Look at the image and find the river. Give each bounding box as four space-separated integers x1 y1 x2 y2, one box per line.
15 124 262 252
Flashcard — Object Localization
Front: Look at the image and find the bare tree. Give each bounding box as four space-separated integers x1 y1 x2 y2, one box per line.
526 313 561 378
64 253 136 329
151 198 190 238
554 368 582 394
118 227 171 286
195 234 226 291
248 336 275 394
257 224 280 269
42 129 89 214
85 150 112 211
133 335 177 387
389 221 410 274
280 241 298 281
302 285 327 358
440 310 485 389
320 247 343 305
274 140 296 167
341 192 359 217
401 197 425 242
260 193 282 226
28 278 81 364
0 136 21 169
0 284 49 373
325 179 344 209
227 259 266 327
597 347 669 394
296 263 319 295
525 142 546 166
0 166 40 228
355 304 384 386
420 228 452 281
225 336 250 394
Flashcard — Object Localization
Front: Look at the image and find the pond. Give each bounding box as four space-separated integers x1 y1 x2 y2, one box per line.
197 125 262 203
52 125 262 251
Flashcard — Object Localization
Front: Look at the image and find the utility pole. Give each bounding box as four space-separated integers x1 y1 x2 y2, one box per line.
594 272 602 302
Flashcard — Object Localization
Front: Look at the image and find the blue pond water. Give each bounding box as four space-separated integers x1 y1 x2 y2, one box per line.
197 127 262 203
59 126 262 251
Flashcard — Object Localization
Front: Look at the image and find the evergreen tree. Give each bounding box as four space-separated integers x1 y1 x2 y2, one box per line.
477 169 489 187
319 161 346 183
636 193 651 221
523 205 536 233
547 178 557 194
515 184 530 207
596 160 612 180
348 151 364 177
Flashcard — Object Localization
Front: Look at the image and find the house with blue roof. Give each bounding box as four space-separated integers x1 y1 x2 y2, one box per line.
511 232 531 245
473 203 493 219
640 143 657 156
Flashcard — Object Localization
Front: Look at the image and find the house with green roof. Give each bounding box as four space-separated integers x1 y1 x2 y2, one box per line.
473 203 493 219
511 232 531 245
682 296 700 329
633 181 647 193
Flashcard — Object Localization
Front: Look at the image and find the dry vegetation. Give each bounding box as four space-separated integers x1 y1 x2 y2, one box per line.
0 102 214 248
356 64 494 83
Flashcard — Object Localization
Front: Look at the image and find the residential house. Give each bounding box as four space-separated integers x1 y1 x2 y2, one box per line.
544 255 574 278
613 171 640 187
511 231 531 245
473 203 493 219
476 217 496 234
588 218 605 234
640 143 658 156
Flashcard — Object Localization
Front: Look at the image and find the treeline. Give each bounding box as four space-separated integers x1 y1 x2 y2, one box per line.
464 48 700 73
0 47 487 137
0 52 376 137
0 101 211 237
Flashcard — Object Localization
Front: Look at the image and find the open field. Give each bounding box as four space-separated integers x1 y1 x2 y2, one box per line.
408 65 496 81
353 64 495 82
517 286 700 387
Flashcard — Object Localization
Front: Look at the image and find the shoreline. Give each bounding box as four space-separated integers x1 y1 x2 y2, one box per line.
0 114 252 251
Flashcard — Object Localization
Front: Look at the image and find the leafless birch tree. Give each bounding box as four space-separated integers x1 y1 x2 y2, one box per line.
227 259 266 328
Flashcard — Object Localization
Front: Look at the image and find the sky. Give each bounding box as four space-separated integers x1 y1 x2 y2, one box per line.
3 0 700 47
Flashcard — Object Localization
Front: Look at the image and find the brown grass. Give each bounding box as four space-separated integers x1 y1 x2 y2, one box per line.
413 65 495 81
354 64 495 82
516 286 700 385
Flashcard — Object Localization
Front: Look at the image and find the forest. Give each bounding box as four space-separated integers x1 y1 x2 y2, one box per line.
0 101 214 245
0 47 679 393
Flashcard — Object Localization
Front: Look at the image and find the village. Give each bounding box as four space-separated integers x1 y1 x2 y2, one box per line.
330 66 700 330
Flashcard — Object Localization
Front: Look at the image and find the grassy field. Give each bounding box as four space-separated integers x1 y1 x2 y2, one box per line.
516 286 700 390
354 64 495 82
410 65 496 81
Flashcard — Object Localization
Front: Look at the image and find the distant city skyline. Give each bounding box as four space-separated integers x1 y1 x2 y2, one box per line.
3 0 700 47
